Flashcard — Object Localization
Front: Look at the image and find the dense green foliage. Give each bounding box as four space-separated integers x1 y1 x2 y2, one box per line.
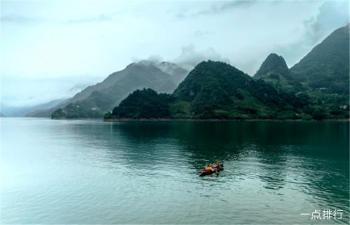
107 89 174 119
172 61 307 119
255 53 290 79
254 53 305 94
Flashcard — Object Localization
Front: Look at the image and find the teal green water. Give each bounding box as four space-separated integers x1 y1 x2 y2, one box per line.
0 118 349 224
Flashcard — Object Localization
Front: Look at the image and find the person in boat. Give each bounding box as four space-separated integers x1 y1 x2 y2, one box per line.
206 164 219 172
200 161 224 176
211 161 222 170
204 164 214 172
216 161 223 168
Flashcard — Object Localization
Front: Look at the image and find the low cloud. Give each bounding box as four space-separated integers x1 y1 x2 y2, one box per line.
176 0 260 18
65 14 114 24
0 75 100 107
131 55 164 64
195 0 258 16
1 13 115 24
275 0 349 67
0 15 45 23
174 45 230 70
303 0 349 44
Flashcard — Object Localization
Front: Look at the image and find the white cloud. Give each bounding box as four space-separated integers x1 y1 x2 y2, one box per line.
174 45 230 70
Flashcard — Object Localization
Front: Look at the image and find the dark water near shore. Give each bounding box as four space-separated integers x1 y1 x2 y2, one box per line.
0 118 349 224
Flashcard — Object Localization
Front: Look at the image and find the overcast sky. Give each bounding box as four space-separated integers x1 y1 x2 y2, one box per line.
0 0 349 107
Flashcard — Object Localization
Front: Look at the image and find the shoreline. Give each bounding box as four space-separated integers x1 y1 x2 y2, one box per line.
4 116 348 122
103 118 350 122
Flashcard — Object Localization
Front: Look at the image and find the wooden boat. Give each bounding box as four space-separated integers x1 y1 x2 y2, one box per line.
199 162 224 176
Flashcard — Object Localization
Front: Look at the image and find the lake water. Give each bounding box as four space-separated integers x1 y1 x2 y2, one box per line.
0 118 349 224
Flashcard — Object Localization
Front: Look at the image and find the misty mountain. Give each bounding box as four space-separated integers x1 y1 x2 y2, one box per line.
51 61 188 118
56 25 349 120
106 25 349 121
1 98 66 117
136 60 188 83
25 99 68 117
1 104 30 117
291 24 349 94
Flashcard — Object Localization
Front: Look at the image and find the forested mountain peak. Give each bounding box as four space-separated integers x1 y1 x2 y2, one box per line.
254 53 290 78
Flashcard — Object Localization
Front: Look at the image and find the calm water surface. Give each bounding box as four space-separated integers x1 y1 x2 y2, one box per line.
0 118 349 224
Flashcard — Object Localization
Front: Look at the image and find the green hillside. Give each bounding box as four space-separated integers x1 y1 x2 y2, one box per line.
291 25 349 95
105 89 174 119
108 61 307 120
254 53 305 94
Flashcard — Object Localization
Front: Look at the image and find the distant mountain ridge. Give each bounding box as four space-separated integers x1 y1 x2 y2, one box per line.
0 98 66 117
50 61 188 118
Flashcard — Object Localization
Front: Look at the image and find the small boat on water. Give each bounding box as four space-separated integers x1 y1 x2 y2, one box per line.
199 161 224 176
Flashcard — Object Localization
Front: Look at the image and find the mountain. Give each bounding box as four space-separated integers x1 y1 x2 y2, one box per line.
60 25 349 120
254 53 304 93
255 53 290 78
288 25 349 119
138 60 188 83
0 104 31 117
26 98 67 117
172 61 306 119
106 88 174 119
253 24 349 120
108 61 307 120
0 98 66 117
51 61 187 119
291 24 349 94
